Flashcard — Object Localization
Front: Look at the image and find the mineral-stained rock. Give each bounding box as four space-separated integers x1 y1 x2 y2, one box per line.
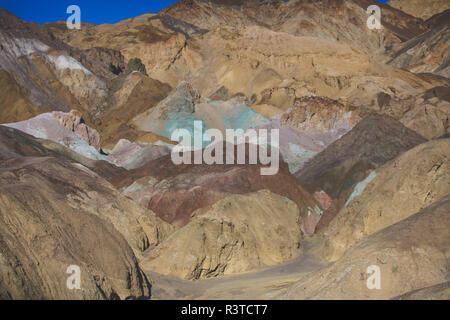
162 0 427 52
295 114 427 201
281 96 360 147
0 9 128 127
0 0 449 300
141 190 302 280
98 71 172 147
107 139 171 170
320 138 450 262
0 125 125 182
424 86 450 102
113 143 321 231
0 126 174 258
132 81 202 138
283 195 450 300
311 190 339 233
78 46 126 79
4 113 108 162
53 110 101 151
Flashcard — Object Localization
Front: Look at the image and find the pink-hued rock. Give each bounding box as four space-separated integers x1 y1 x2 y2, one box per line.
313 190 333 211
113 144 320 229
301 209 322 236
52 110 101 151
107 139 171 170
281 96 360 147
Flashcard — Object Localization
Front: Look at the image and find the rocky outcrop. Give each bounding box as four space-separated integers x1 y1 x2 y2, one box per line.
0 124 171 299
163 0 427 51
399 100 450 140
126 58 147 76
1 0 449 301
141 190 302 280
283 195 450 300
98 71 172 147
47 12 201 90
113 144 320 231
3 113 108 162
53 110 101 151
0 156 152 299
0 10 111 122
43 0 444 120
0 125 125 182
80 47 126 79
107 139 171 170
132 81 202 138
0 126 174 258
295 115 427 201
389 0 450 20
321 138 450 262
0 69 48 123
281 96 360 147
248 117 322 174
389 10 450 78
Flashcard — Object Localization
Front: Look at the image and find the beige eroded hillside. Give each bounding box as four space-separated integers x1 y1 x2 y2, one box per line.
0 0 449 300
389 0 450 20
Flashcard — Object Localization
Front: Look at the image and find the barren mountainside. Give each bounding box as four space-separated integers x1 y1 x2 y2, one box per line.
0 0 449 300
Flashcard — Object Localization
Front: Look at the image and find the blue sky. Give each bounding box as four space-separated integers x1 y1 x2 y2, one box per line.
1 0 390 25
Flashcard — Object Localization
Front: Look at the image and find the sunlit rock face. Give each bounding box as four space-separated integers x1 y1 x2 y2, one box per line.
3 112 109 162
319 138 450 262
281 96 360 147
52 110 102 151
141 190 302 280
45 0 443 118
2 110 172 169
283 195 450 300
0 125 176 299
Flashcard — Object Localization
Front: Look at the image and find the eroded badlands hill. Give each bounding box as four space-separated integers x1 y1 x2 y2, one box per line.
142 190 303 280
0 0 449 300
295 114 427 201
389 0 450 20
283 195 450 300
320 138 450 262
0 126 175 299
